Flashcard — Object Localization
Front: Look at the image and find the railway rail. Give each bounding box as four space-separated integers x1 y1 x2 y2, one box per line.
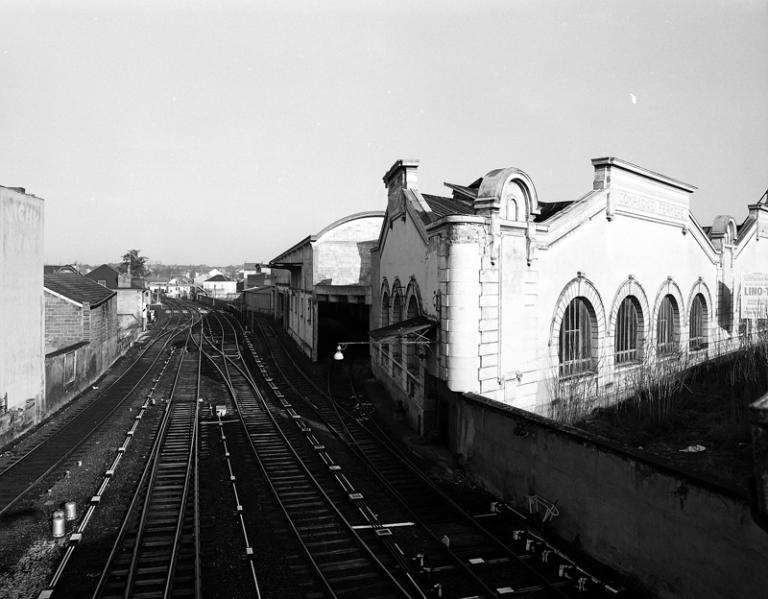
246 313 628 599
0 301 196 519
201 310 417 598
10 302 630 599
89 327 201 599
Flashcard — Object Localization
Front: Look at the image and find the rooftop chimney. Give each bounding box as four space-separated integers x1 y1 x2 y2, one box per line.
383 159 419 216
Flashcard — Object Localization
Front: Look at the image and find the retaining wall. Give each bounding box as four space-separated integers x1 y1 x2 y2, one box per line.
447 392 768 599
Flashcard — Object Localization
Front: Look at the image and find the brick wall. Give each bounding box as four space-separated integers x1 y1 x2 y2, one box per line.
44 295 119 415
44 293 83 352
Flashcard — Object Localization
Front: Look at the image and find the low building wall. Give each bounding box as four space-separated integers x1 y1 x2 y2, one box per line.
243 288 274 316
45 333 119 417
446 392 768 599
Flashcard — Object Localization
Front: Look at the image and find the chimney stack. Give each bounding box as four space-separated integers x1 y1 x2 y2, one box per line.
383 159 419 216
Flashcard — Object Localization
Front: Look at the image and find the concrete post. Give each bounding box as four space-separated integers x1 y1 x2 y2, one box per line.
749 392 768 529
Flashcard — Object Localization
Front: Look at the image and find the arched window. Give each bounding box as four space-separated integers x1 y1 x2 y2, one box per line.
656 295 679 356
689 293 707 351
501 180 526 221
381 292 390 328
406 296 419 379
392 291 404 379
380 291 390 364
559 297 597 376
615 296 643 364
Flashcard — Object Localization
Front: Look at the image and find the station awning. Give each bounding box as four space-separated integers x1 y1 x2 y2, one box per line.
369 316 436 345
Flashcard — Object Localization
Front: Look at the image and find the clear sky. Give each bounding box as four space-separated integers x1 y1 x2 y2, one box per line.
1 0 766 266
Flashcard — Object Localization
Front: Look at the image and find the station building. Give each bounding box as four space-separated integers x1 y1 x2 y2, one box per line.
371 158 768 435
0 185 45 445
44 273 119 414
270 211 385 361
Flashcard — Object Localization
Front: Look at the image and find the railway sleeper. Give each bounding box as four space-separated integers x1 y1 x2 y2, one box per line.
304 536 355 548
320 557 376 573
310 545 361 559
296 520 343 533
325 570 393 587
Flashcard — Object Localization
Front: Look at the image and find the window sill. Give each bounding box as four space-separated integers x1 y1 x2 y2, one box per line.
614 360 642 372
557 370 597 383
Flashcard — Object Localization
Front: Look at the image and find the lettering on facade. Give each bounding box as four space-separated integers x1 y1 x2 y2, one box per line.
614 191 686 223
743 272 768 318
448 223 485 243
2 195 42 255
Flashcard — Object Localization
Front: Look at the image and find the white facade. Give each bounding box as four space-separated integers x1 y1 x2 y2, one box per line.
0 185 44 440
201 276 237 300
271 211 384 361
372 158 768 433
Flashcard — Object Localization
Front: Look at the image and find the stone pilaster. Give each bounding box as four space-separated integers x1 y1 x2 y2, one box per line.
478 252 500 396
442 223 484 394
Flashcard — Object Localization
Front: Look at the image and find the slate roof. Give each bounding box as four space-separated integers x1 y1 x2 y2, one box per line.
443 182 481 200
44 273 116 307
421 194 475 221
205 274 233 282
534 201 573 223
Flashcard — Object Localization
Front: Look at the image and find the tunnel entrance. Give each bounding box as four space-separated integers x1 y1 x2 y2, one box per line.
317 301 369 362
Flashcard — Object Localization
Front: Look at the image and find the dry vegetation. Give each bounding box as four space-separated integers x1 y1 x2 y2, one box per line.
551 337 768 492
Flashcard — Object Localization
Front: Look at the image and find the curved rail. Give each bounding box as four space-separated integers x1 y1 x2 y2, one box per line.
200 310 414 599
251 316 625 598
0 303 195 518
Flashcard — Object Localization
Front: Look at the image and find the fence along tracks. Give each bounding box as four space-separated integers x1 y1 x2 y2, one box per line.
0 302 193 519
251 315 626 599
202 310 416 599
90 327 201 599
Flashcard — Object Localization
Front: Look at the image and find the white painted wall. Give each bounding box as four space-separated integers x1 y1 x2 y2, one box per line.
0 187 44 413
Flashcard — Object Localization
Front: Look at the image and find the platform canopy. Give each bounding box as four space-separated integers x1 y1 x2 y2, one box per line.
368 316 435 345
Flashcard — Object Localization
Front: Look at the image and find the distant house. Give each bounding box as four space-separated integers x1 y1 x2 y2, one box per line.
44 273 119 413
243 261 272 288
201 274 238 300
149 278 194 302
85 264 120 288
86 265 150 343
44 264 80 274
167 277 193 299
194 269 224 286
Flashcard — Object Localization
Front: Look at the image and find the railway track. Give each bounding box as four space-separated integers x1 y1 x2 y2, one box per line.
89 328 201 599
247 314 628 598
0 302 195 519
201 310 417 598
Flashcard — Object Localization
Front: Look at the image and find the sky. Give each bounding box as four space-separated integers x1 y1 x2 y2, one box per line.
1 0 766 266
